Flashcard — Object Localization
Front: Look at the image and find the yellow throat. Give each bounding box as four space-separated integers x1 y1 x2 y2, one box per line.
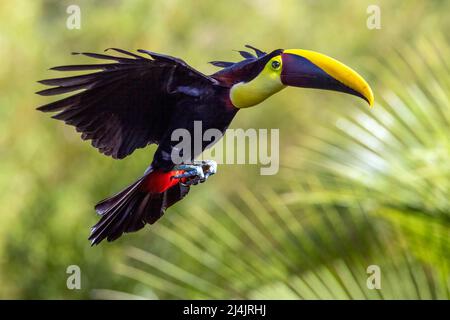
229 56 286 108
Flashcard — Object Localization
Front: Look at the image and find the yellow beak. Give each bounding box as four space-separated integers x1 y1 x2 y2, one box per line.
281 49 374 107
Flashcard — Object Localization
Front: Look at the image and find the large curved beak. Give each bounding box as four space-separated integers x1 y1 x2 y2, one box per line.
280 49 374 107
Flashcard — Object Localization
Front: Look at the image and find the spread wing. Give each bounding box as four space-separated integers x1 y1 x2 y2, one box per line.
37 48 216 159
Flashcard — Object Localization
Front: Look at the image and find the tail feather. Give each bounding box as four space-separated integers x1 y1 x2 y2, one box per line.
95 176 145 215
89 169 189 245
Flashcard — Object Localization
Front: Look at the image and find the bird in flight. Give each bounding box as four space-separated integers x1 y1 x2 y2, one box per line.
37 45 374 245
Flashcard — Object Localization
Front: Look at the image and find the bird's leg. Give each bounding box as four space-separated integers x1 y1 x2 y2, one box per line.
173 160 217 186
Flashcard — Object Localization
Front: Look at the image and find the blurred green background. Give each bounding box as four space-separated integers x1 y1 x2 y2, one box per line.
0 0 448 299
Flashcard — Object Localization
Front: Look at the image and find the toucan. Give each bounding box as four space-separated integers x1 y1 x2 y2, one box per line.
37 46 374 245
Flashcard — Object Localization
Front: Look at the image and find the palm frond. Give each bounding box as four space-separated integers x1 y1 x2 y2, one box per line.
97 35 450 300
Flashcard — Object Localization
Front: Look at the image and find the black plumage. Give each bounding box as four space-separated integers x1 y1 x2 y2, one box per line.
37 48 216 159
37 46 277 244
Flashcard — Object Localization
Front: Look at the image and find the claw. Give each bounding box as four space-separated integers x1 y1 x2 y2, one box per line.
173 165 204 180
172 160 217 186
202 160 217 179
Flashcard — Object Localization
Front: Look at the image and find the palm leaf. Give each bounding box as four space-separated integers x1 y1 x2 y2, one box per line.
97 35 449 300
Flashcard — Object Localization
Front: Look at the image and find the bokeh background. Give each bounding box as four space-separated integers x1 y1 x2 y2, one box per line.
0 0 449 299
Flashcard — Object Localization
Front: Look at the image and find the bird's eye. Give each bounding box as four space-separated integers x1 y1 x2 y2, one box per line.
271 60 281 69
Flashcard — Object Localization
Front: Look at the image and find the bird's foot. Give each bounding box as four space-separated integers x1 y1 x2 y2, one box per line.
173 160 217 186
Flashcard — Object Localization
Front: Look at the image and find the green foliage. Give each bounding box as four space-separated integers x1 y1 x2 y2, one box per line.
106 34 450 300
0 0 448 299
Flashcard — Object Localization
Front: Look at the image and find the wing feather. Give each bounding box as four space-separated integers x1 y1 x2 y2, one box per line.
37 49 215 159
